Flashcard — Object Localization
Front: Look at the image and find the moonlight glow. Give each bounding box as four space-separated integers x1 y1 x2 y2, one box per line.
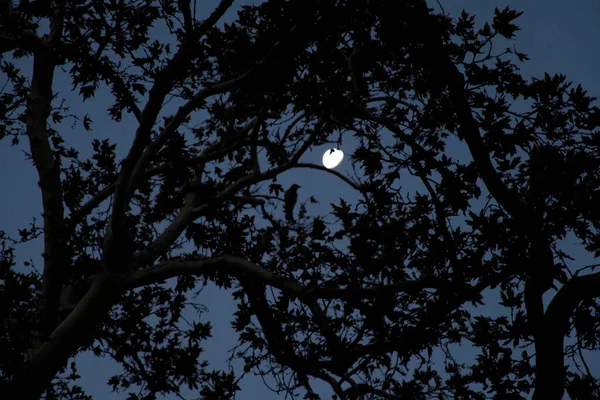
322 148 344 169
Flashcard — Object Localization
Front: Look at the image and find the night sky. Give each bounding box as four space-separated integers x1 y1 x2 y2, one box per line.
1 1 599 398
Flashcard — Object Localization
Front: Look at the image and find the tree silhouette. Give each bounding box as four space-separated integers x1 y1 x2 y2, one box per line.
2 1 600 399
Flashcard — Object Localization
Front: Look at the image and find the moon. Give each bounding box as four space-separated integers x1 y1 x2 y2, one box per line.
322 148 344 169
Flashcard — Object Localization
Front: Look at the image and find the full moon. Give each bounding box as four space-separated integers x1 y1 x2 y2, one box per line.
322 148 344 169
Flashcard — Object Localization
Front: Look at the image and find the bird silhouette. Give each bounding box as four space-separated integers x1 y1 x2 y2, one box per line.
284 184 301 221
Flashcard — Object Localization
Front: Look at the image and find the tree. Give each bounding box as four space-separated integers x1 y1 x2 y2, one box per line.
2 0 600 399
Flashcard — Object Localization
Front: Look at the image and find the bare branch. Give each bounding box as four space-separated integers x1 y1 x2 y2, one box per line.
280 113 307 143
195 0 234 39
65 184 115 231
295 163 362 191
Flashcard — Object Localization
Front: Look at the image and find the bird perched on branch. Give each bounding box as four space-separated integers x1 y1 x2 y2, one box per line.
284 184 301 221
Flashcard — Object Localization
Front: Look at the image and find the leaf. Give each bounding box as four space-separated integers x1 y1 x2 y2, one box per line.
79 85 96 100
479 22 492 37
83 114 92 131
492 6 524 39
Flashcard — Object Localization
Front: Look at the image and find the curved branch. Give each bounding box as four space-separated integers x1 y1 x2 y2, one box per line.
124 251 449 395
534 271 600 400
66 184 115 231
123 255 447 300
195 0 234 39
295 163 362 192
280 112 307 143
239 278 315 375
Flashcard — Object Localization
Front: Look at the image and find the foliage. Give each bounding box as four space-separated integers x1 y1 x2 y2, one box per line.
1 0 600 399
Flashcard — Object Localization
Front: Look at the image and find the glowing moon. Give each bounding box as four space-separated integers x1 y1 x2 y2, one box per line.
322 148 344 169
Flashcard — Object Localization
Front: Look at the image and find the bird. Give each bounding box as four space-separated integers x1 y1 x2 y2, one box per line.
284 184 301 221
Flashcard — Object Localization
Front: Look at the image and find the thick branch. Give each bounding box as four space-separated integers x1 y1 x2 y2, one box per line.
418 12 562 398
9 273 124 400
533 271 600 400
0 28 44 54
123 255 446 300
26 24 65 337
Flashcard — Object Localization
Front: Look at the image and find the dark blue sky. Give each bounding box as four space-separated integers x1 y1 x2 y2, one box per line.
2 1 599 398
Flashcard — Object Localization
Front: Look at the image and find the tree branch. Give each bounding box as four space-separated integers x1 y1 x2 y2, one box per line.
25 12 66 336
419 12 560 397
10 273 124 400
103 0 237 271
107 21 296 272
295 163 362 192
533 271 600 400
123 255 447 301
